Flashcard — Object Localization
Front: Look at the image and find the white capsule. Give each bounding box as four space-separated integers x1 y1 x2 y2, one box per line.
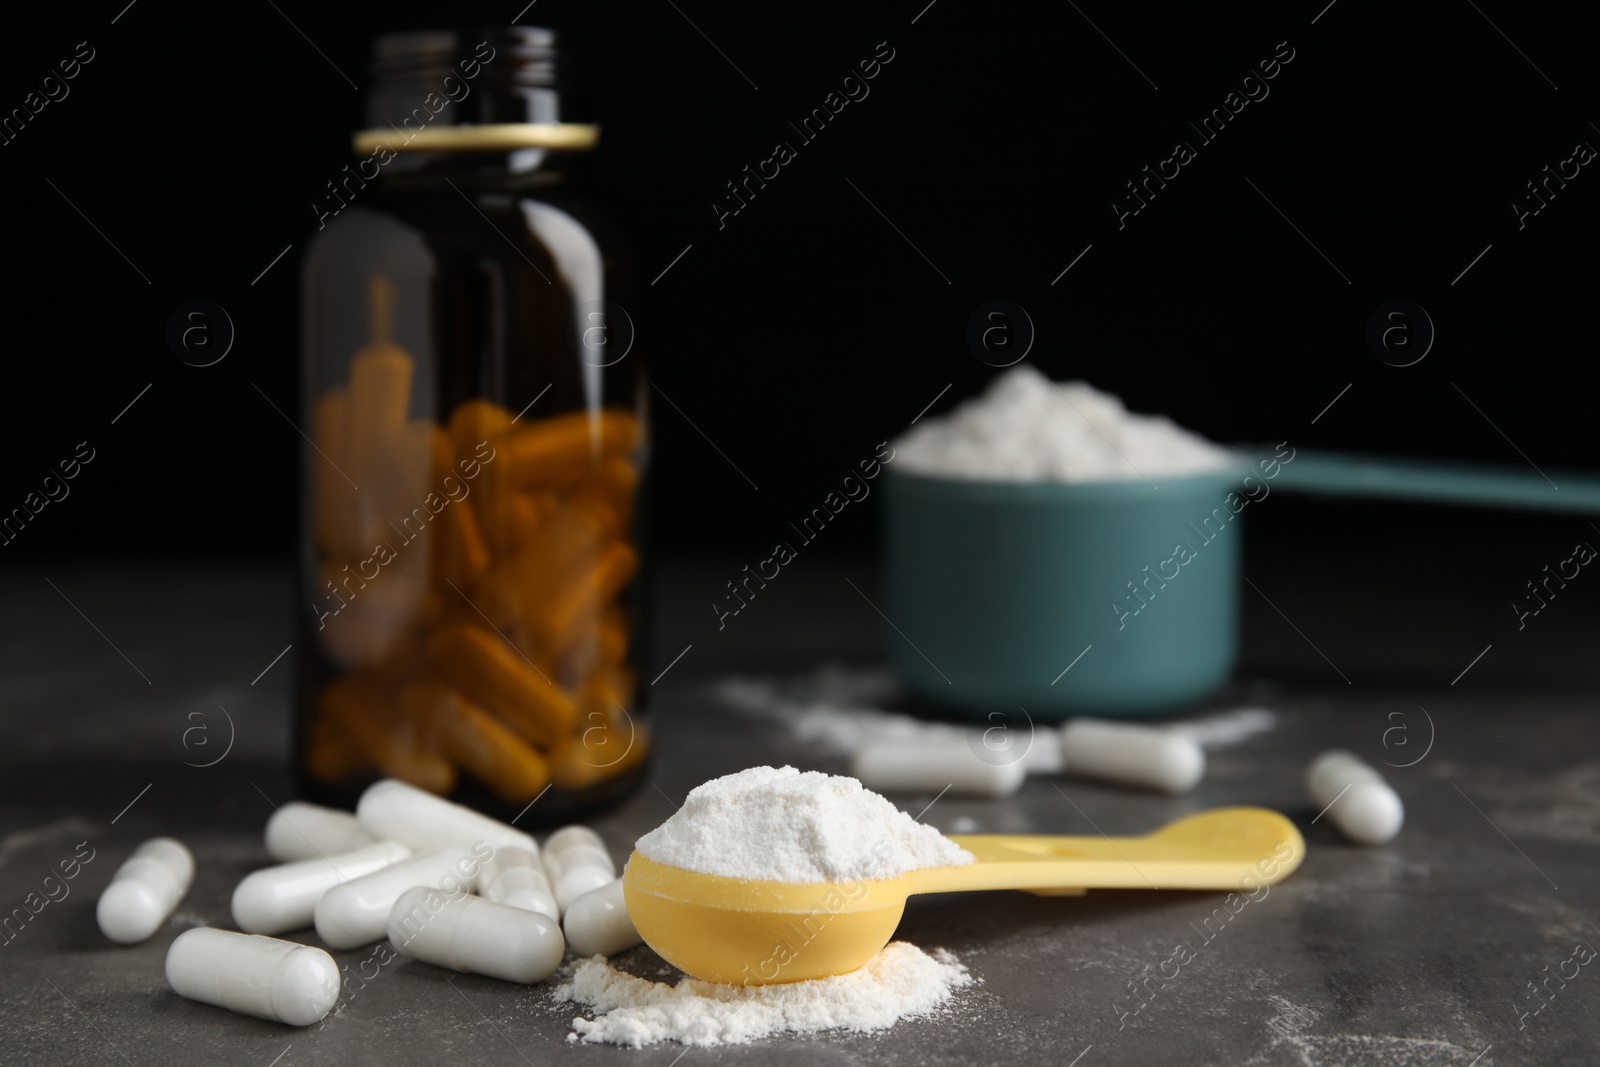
265 802 374 862
1060 718 1205 794
851 739 1028 799
474 846 559 922
562 878 641 958
386 886 564 984
314 846 484 949
1306 750 1404 845
1022 725 1065 774
542 827 615 913
232 841 411 935
355 779 536 856
97 837 194 944
166 927 339 1026
543 824 607 858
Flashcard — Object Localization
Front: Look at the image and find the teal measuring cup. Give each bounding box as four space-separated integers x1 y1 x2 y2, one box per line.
883 450 1600 718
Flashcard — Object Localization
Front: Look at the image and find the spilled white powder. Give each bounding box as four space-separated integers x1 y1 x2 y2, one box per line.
634 766 974 882
716 667 1276 775
716 668 1064 773
1168 706 1277 749
895 364 1233 482
555 942 973 1047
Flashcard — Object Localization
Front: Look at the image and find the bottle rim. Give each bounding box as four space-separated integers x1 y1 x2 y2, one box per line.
351 123 599 155
359 25 594 154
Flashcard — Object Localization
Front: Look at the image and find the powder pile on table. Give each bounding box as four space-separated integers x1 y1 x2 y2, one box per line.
895 364 1232 482
634 765 974 882
556 942 973 1047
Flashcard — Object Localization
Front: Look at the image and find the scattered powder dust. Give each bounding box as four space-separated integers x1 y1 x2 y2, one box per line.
1239 994 1484 1067
714 666 918 752
635 766 973 882
1168 706 1277 749
715 666 1275 776
894 365 1234 483
1488 890 1597 942
1478 760 1600 847
0 817 96 863
554 942 973 1047
715 671 1065 773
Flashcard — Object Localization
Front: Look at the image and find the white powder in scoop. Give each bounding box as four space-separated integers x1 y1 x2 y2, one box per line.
634 766 973 882
555 942 973 1047
895 364 1233 482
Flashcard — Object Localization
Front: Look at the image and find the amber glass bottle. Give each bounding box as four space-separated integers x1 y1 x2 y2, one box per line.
296 27 649 822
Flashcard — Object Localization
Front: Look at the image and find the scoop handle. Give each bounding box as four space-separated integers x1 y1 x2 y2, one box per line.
1265 450 1600 515
922 807 1304 895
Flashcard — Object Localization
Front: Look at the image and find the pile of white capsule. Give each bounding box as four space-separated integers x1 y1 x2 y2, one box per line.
95 779 641 1026
850 715 1404 846
94 716 1407 1027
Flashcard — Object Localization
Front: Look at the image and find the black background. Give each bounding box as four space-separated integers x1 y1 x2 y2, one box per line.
1 0 1594 581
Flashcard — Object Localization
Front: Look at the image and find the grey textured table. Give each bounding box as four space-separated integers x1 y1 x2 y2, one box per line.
1 559 1597 1065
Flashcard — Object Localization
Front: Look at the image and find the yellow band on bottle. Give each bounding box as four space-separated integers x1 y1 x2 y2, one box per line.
352 123 600 155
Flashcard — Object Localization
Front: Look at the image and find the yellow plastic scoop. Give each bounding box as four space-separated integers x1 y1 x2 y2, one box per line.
623 806 1303 984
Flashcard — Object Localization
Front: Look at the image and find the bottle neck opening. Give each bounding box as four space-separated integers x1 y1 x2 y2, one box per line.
359 26 595 157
